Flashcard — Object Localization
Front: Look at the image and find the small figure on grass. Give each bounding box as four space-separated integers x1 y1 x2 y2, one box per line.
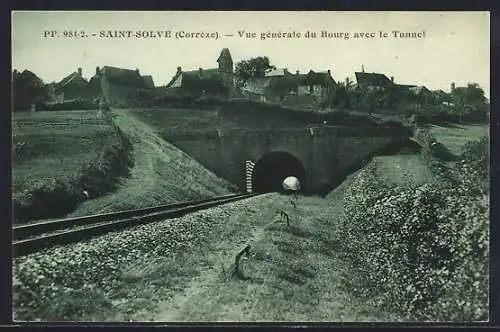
282 176 300 209
222 245 252 281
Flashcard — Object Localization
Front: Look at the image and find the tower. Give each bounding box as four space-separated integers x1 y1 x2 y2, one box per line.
217 48 233 74
217 48 234 96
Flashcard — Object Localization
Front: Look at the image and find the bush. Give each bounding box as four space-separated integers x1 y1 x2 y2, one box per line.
340 137 489 321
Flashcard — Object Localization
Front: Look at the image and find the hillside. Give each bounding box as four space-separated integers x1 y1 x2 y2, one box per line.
428 124 489 156
129 101 389 137
12 111 132 223
67 109 236 217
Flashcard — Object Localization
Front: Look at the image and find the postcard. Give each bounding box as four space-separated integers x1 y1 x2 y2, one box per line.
11 11 490 323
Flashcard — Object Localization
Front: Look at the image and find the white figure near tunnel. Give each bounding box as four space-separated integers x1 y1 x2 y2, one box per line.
283 176 300 192
251 151 307 194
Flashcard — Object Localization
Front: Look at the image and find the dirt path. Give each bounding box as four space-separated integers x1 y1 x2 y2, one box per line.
150 213 282 322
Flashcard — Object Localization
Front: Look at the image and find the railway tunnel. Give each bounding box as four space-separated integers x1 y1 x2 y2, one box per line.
251 151 307 193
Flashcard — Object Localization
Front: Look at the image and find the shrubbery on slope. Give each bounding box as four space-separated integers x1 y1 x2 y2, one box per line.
340 134 489 321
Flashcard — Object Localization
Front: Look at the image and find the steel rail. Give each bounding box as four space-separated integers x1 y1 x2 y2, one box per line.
13 193 261 257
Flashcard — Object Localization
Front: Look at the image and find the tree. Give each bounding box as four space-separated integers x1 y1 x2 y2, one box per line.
451 83 488 107
234 56 276 87
12 70 50 111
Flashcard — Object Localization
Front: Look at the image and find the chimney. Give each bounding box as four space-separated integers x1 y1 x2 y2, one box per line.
199 68 203 77
451 82 456 91
135 68 140 74
77 68 82 76
391 76 394 83
296 70 299 75
327 69 331 76
95 66 100 76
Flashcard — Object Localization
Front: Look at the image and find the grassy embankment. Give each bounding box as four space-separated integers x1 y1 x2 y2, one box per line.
128 103 393 137
129 107 308 137
68 109 236 217
12 109 237 222
428 124 489 156
12 111 133 223
339 124 489 321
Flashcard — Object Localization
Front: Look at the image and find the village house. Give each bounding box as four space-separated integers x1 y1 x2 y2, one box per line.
355 68 433 101
354 70 395 90
165 48 235 97
242 68 337 104
87 66 155 105
53 68 89 102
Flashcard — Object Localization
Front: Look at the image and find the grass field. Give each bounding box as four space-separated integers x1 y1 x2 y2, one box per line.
12 110 130 222
12 111 113 189
371 154 434 186
129 107 311 136
428 124 489 156
67 109 236 217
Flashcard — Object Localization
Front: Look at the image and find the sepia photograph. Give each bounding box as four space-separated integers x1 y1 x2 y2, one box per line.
11 11 490 323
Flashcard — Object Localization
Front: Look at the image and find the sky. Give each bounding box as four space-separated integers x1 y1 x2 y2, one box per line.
12 11 490 96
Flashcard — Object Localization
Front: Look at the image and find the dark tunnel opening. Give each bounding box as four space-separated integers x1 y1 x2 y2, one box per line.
252 151 307 194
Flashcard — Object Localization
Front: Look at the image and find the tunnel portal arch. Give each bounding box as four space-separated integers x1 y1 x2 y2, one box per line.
251 151 307 193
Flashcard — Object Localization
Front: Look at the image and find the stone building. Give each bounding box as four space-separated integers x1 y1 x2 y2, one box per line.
53 67 89 101
87 66 154 105
242 69 336 104
165 48 235 97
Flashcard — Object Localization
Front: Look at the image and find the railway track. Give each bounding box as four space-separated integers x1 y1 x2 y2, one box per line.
13 193 261 258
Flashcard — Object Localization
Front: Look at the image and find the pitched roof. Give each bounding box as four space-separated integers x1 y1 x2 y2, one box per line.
165 70 182 88
55 71 88 90
13 70 45 87
141 75 155 89
101 66 148 88
408 85 431 94
244 70 335 95
304 70 336 85
355 72 393 88
165 68 224 89
265 68 292 77
183 68 221 80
